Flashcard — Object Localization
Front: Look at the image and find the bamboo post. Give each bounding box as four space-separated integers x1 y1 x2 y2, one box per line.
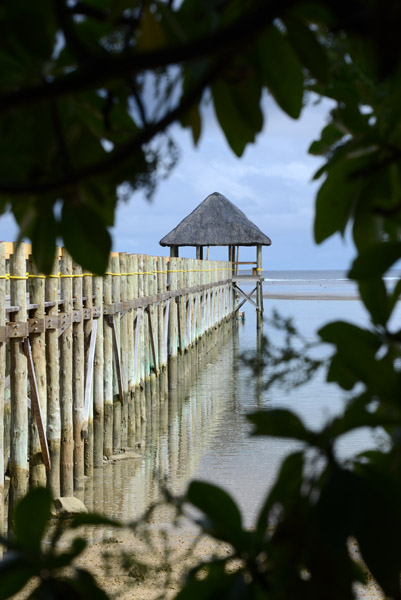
46 253 60 497
83 271 94 475
93 275 104 467
138 255 147 427
60 251 73 497
149 256 158 401
103 258 113 459
8 243 28 517
177 258 185 354
167 257 178 390
0 243 5 548
143 255 151 400
157 257 167 400
131 254 142 440
72 263 84 490
127 254 136 447
112 254 121 453
27 256 47 488
119 253 128 448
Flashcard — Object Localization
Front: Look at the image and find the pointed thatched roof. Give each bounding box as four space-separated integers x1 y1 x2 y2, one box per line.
159 192 271 247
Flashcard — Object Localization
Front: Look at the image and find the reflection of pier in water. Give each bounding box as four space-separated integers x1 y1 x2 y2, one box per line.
84 322 241 523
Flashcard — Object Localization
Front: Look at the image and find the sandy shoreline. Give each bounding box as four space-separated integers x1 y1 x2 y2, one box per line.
263 293 360 300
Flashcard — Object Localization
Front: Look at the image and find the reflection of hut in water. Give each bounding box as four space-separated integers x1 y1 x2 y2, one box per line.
160 192 272 328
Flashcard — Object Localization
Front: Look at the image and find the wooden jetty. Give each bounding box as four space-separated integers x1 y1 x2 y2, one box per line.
0 241 233 535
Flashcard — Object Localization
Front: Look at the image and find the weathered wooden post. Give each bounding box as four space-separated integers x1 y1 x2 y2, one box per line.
119 253 129 448
0 242 5 549
9 243 29 515
137 255 147 428
83 271 94 476
60 251 73 497
46 253 61 497
112 254 122 453
93 274 104 467
130 254 142 441
27 256 47 488
127 254 136 447
103 258 113 459
72 263 85 490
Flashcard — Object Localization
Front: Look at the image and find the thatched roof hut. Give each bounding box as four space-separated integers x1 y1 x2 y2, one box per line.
160 192 271 248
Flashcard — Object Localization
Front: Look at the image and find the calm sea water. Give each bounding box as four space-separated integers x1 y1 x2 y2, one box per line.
88 271 401 527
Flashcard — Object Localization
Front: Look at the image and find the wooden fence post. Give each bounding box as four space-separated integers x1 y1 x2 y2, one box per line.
119 253 129 448
127 254 136 447
93 275 104 467
72 262 85 490
60 251 73 497
83 271 94 475
137 255 147 429
103 258 113 459
112 254 121 453
0 242 5 550
46 252 60 497
9 242 28 517
27 256 47 488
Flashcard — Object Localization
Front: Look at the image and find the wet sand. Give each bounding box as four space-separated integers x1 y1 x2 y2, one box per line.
77 528 385 600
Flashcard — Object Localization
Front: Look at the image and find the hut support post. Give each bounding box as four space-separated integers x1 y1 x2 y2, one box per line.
256 244 263 330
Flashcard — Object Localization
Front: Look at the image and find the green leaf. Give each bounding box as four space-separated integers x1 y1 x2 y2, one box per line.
358 278 390 326
70 513 122 529
349 242 401 280
31 203 58 275
187 480 242 544
323 394 401 442
256 451 304 534
137 6 166 51
61 201 111 274
257 25 304 118
319 321 400 396
309 123 345 156
212 75 263 157
248 409 312 442
5 0 57 60
0 558 36 600
389 278 401 314
284 15 329 82
314 157 367 244
49 538 88 570
181 105 202 145
14 487 52 552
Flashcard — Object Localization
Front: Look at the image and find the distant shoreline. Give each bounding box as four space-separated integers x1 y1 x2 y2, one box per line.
262 293 360 301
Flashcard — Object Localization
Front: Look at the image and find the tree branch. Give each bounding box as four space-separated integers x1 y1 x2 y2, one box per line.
0 0 293 115
0 61 223 195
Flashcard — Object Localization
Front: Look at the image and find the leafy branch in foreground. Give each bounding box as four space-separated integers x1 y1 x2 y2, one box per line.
1 0 396 272
241 309 325 392
0 487 122 599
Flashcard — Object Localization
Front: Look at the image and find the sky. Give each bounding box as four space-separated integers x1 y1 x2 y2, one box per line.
0 94 356 272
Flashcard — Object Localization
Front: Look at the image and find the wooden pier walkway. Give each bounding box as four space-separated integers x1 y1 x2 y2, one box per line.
0 242 234 536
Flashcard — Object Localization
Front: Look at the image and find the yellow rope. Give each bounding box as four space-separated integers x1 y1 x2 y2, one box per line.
2 267 231 280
